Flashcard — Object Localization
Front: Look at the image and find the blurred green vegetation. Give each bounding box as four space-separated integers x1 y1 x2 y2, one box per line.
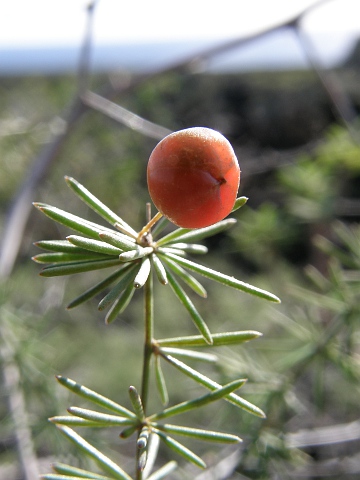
0 71 360 479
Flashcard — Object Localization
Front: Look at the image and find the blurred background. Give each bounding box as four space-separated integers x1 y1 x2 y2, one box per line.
0 1 360 479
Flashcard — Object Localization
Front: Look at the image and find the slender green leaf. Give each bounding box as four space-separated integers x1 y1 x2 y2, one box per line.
128 386 145 420
99 231 138 252
67 235 123 255
155 227 192 246
137 426 150 449
55 425 132 480
134 257 151 288
142 434 160 478
67 407 135 426
40 475 100 480
162 255 207 297
105 281 136 324
33 252 106 264
52 462 113 479
49 416 103 428
150 216 170 239
34 239 86 253
98 265 138 311
119 246 153 262
119 424 138 439
153 429 206 469
151 253 168 285
65 176 138 238
33 203 115 240
168 243 208 254
157 330 262 348
67 267 130 309
149 379 246 421
160 347 217 363
156 218 237 246
55 376 136 418
159 252 281 303
155 424 242 443
231 196 248 212
161 355 265 417
154 356 169 405
146 461 177 480
156 247 187 257
166 269 212 344
40 258 122 277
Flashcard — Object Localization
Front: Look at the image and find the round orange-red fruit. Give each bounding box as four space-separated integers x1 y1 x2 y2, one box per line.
147 127 240 228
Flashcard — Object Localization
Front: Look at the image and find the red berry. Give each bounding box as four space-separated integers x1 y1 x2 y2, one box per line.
147 127 240 228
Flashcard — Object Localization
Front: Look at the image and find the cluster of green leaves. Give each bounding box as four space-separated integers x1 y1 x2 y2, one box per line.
33 176 280 479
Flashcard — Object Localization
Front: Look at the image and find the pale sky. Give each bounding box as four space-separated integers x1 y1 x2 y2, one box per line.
0 0 359 49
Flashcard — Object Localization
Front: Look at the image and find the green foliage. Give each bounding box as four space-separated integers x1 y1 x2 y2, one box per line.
29 176 279 478
1 72 360 479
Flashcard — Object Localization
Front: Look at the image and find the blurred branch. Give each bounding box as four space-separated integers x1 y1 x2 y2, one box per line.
293 24 360 143
82 91 172 140
292 452 360 477
77 1 98 96
286 419 360 448
0 98 86 278
0 324 40 480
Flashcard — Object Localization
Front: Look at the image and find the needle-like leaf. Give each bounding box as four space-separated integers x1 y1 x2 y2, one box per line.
151 253 168 285
55 425 133 480
105 281 136 324
67 235 123 256
159 347 217 363
128 386 145 420
134 257 151 288
40 475 107 480
156 218 237 246
161 354 265 417
160 252 281 303
162 255 207 297
119 246 153 262
154 424 242 443
55 376 136 418
231 196 248 212
34 239 87 253
49 416 102 428
157 330 262 348
166 269 212 345
168 243 208 254
146 461 177 480
67 406 135 427
153 429 206 469
33 252 107 264
33 203 116 240
39 258 122 277
154 355 169 405
98 265 138 311
51 462 113 479
99 231 138 252
65 176 138 238
150 216 170 239
67 267 131 309
149 379 245 421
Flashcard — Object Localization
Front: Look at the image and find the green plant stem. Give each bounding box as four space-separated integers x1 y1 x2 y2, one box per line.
136 271 154 479
141 271 154 411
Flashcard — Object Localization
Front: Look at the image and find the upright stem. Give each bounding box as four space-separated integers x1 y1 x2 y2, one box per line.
141 270 154 412
136 271 154 479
